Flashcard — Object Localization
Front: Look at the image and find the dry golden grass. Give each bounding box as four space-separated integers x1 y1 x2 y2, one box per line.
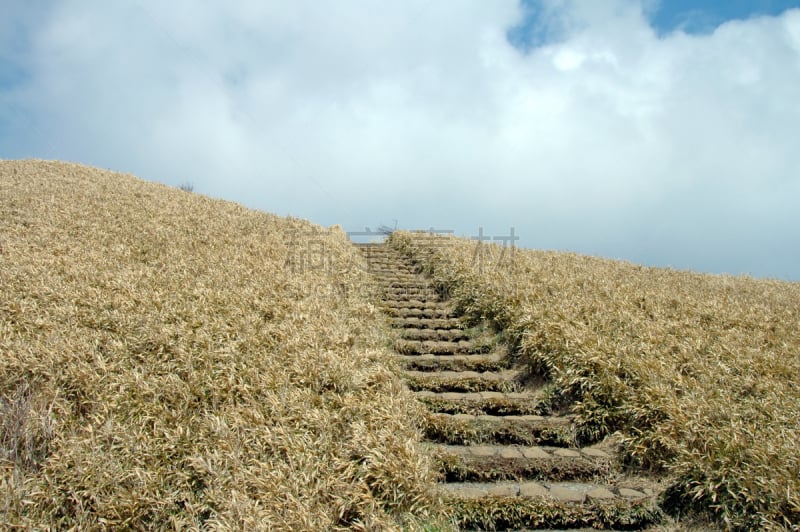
0 160 442 529
390 231 800 530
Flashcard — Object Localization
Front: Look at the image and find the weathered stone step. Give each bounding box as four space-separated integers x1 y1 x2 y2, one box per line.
424 412 575 446
395 353 509 373
441 481 662 531
399 328 468 341
367 258 417 274
414 390 545 416
364 257 410 263
364 256 411 267
405 370 521 393
367 257 416 268
382 292 440 303
381 279 430 286
380 299 449 310
394 339 477 355
376 280 422 288
371 273 418 280
380 281 432 290
359 250 403 256
383 307 453 319
368 265 415 271
382 290 440 301
391 317 463 329
442 480 656 501
365 257 411 263
431 443 612 482
360 250 406 257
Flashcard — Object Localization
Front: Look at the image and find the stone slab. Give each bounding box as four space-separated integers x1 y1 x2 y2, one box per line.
519 482 549 498
550 486 586 503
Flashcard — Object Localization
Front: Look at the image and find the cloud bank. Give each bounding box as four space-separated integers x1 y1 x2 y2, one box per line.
2 1 799 279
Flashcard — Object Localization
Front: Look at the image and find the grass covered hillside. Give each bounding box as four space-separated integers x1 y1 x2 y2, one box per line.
389 231 800 530
0 160 439 529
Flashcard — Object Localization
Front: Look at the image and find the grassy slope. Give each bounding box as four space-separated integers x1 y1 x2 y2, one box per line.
0 160 440 529
390 231 800 530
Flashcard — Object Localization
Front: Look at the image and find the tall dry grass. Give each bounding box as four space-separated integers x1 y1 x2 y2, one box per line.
0 160 440 529
390 231 800 530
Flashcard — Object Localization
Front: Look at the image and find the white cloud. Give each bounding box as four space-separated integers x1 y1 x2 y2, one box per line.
2 1 800 279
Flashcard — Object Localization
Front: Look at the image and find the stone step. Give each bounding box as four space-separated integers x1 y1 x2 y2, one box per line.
423 412 575 446
365 254 411 264
358 249 400 255
376 278 433 295
380 281 433 290
382 290 440 300
367 264 414 270
372 261 414 266
440 481 662 531
364 257 409 263
359 249 404 256
381 305 451 317
404 370 521 393
377 277 429 285
382 293 441 303
368 267 416 274
372 275 418 282
441 480 655 501
431 443 613 482
380 299 449 310
364 257 410 263
394 339 476 355
391 317 463 329
399 328 469 341
414 390 546 416
395 353 509 373
383 307 453 319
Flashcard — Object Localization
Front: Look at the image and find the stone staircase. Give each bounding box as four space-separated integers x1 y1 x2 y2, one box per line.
357 243 664 530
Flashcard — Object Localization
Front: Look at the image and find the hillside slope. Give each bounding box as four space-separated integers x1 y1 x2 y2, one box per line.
0 160 439 529
389 231 800 530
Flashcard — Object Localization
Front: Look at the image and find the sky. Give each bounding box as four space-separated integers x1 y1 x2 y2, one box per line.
1 1 799 280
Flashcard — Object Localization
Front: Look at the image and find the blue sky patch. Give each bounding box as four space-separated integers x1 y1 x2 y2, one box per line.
507 2 558 52
507 0 800 51
650 0 800 35
0 59 29 91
